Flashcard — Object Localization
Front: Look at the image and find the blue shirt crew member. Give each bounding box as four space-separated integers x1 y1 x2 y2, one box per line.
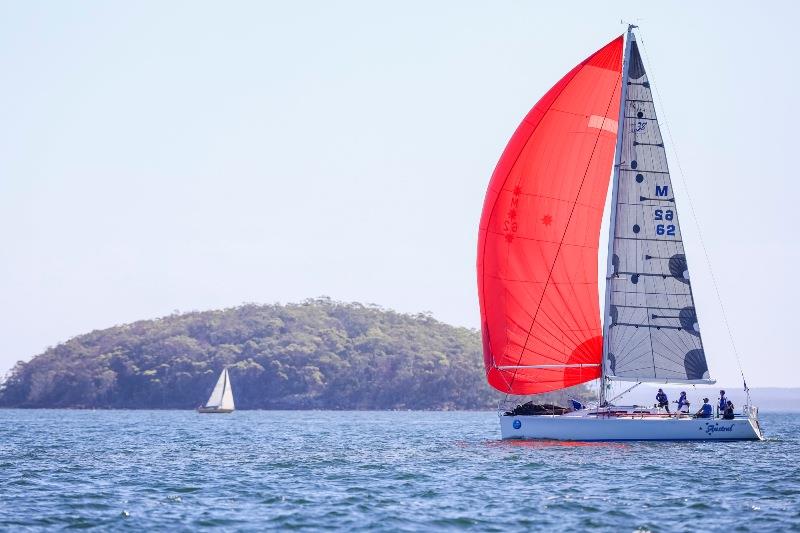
695 398 713 418
656 388 670 414
677 391 690 413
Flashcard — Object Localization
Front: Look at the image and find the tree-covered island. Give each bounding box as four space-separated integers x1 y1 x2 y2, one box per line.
0 298 589 409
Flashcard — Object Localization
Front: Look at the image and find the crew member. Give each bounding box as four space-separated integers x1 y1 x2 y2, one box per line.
678 391 689 412
723 400 735 420
676 391 690 416
718 390 728 417
656 388 670 413
695 398 713 418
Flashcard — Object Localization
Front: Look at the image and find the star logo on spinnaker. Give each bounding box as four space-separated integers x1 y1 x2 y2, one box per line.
541 215 553 226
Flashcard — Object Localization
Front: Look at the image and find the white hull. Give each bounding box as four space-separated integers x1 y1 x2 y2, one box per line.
500 412 763 441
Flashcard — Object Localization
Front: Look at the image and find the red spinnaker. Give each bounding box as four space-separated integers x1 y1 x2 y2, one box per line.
477 36 623 395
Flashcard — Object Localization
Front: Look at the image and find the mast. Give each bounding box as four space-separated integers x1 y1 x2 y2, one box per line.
221 369 228 404
600 24 636 406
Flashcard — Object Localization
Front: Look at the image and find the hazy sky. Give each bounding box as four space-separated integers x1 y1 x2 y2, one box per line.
1 1 798 388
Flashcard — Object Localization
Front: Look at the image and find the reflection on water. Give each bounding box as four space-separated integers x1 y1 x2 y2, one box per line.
495 439 630 449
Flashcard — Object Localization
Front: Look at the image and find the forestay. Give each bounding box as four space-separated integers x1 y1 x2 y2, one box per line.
604 36 712 384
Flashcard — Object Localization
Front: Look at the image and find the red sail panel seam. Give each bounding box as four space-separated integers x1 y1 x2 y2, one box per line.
508 71 622 390
477 66 583 369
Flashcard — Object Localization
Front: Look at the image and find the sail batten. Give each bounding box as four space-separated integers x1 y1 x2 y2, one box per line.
478 36 624 395
608 376 716 385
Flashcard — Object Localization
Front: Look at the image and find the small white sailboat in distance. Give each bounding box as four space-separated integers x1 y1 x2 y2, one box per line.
198 368 235 414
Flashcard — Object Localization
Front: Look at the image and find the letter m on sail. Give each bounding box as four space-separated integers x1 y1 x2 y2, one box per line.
655 185 669 197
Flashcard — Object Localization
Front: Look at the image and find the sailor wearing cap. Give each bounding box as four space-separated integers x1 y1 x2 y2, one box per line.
656 388 670 413
695 398 713 418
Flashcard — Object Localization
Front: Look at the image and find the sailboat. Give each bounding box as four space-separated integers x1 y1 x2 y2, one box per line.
477 26 762 441
197 368 235 414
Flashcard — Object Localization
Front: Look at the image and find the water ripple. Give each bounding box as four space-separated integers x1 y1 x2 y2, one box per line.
0 410 797 531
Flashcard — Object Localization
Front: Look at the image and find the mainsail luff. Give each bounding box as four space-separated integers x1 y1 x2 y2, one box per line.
601 25 636 402
603 32 712 384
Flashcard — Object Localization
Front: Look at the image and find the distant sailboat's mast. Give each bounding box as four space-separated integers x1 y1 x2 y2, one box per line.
221 369 228 404
600 24 636 406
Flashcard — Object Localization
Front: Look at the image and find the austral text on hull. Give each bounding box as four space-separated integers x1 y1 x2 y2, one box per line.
476 26 762 442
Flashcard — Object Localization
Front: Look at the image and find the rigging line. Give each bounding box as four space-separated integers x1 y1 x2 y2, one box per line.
612 289 696 297
500 289 589 356
637 31 747 388
550 187 608 348
510 75 622 390
484 231 608 250
538 306 593 351
507 273 595 350
552 263 599 350
535 277 595 350
609 381 642 403
496 190 605 211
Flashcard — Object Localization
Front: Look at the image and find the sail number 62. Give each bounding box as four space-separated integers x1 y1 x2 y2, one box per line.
656 224 675 236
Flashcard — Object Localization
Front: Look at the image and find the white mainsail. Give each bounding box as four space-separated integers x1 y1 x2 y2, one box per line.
603 34 712 385
205 368 235 410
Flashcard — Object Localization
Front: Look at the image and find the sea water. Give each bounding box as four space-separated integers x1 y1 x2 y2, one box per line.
0 410 798 531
